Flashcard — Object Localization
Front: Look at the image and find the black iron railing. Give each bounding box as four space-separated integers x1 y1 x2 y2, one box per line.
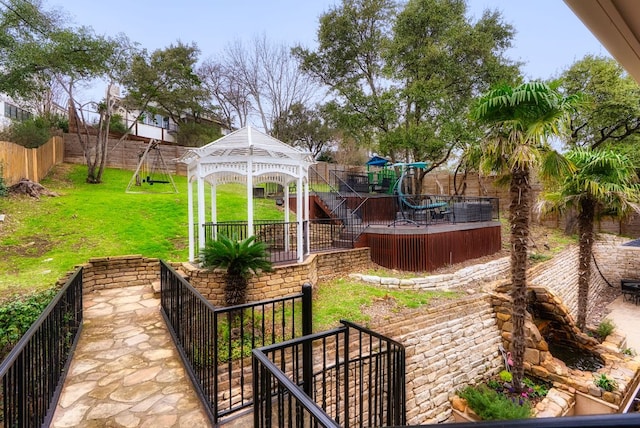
253 320 406 428
199 221 301 264
159 260 312 425
0 267 83 428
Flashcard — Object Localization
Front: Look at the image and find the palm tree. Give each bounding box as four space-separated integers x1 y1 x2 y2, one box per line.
538 147 640 331
200 234 273 306
471 82 578 392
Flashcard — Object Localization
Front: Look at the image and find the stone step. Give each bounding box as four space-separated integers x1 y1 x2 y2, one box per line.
152 280 161 297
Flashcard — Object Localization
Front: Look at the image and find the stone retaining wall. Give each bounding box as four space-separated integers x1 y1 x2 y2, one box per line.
63 248 371 306
371 295 503 424
528 236 630 323
59 255 161 294
350 257 510 291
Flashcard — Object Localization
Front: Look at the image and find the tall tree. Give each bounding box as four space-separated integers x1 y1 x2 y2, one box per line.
272 102 334 157
538 148 640 331
219 35 317 132
0 0 124 183
472 82 578 393
198 58 251 130
295 0 519 182
560 56 640 156
125 42 208 127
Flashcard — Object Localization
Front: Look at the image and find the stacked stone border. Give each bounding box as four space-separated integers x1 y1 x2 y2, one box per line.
59 248 371 304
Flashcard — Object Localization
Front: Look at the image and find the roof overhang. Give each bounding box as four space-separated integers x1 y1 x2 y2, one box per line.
564 0 640 83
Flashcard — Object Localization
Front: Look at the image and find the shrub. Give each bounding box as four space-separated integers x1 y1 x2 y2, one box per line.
0 288 57 360
523 377 550 398
499 370 512 383
5 117 51 148
594 374 617 392
596 319 615 339
109 114 128 134
459 385 532 420
176 122 222 147
0 164 7 197
622 347 636 357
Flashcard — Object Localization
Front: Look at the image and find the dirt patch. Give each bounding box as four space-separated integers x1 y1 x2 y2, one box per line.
45 163 75 187
3 236 53 258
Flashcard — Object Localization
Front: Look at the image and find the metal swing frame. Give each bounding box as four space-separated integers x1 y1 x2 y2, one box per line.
125 139 178 194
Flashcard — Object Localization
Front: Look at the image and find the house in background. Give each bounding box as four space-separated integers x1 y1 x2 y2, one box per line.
0 94 32 130
109 86 231 144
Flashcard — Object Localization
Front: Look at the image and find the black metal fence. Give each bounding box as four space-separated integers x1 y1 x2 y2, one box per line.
0 267 84 428
159 260 312 425
200 220 301 264
253 320 406 428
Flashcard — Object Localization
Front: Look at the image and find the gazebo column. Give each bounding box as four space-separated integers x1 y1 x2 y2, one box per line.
197 165 206 253
247 163 254 238
284 184 290 252
296 175 303 262
210 180 217 239
247 128 254 237
187 174 194 262
304 178 310 255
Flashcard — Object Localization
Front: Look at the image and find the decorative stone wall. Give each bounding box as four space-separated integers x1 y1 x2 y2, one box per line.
349 257 510 291
176 248 370 307
528 236 628 324
489 283 640 409
58 248 370 306
57 255 161 294
370 295 504 424
591 234 640 285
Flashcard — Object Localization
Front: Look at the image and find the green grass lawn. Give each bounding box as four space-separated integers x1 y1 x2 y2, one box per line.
313 277 460 331
0 164 285 296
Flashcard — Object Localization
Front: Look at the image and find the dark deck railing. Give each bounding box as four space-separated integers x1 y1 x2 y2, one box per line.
159 260 312 425
199 220 301 264
253 320 405 428
0 267 83 428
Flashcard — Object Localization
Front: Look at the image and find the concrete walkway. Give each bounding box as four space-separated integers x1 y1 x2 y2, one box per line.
607 295 640 353
50 284 210 428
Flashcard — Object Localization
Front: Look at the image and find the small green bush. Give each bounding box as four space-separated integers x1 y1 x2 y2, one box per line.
0 164 7 197
6 117 51 148
0 288 57 360
594 374 617 392
523 377 550 398
459 385 532 420
622 347 636 357
596 319 615 339
177 122 222 147
109 114 128 134
499 370 512 383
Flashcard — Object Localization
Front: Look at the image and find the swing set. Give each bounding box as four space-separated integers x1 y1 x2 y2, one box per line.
125 140 178 194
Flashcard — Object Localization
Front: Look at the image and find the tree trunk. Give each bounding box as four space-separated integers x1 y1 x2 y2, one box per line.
224 273 248 306
577 198 595 331
509 165 531 393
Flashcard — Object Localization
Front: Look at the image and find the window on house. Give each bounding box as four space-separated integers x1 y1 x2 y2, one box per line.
4 103 32 121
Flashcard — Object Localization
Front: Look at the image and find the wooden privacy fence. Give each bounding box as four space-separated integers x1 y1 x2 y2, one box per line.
0 136 64 186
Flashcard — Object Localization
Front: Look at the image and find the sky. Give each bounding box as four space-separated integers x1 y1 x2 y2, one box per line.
54 0 611 96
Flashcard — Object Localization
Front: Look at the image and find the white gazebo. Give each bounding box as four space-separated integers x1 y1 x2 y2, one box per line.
177 126 315 263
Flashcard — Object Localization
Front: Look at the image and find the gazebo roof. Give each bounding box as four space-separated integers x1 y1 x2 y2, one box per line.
177 126 314 166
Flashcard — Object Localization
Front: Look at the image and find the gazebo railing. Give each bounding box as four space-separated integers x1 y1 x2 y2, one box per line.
199 221 301 264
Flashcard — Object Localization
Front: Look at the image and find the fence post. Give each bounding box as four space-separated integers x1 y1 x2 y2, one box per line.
302 283 313 398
